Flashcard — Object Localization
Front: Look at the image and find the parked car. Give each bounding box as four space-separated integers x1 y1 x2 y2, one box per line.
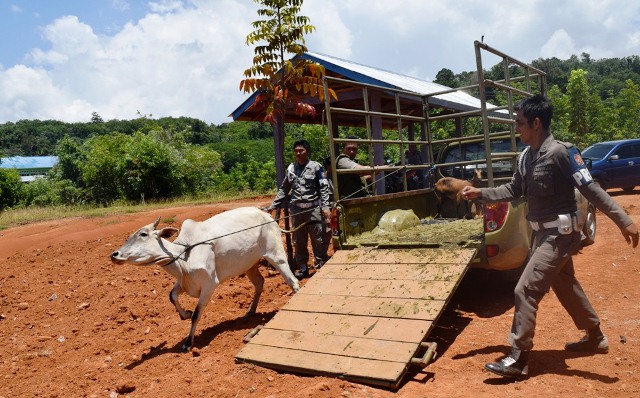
437 136 597 273
581 138 640 191
436 137 526 181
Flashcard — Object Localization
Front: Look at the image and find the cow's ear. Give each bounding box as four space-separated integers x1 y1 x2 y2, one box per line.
158 227 179 239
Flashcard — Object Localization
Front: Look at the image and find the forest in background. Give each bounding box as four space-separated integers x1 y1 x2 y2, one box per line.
1 53 639 210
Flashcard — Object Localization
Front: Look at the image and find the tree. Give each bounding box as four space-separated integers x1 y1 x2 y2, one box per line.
81 133 129 204
616 79 640 138
240 0 336 184
91 112 104 124
434 68 458 88
566 69 590 145
54 136 85 183
548 85 570 140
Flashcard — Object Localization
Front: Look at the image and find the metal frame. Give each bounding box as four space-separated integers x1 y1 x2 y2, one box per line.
323 41 548 199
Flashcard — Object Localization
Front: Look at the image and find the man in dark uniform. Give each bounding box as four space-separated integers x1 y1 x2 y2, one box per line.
462 95 639 378
269 139 331 279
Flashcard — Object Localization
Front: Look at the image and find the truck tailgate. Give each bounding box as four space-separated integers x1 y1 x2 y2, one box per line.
235 247 476 389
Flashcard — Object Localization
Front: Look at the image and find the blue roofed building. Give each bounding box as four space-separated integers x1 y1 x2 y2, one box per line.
0 156 58 182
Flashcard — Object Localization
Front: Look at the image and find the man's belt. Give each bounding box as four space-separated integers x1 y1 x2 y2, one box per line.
530 212 581 235
529 219 560 231
293 200 320 209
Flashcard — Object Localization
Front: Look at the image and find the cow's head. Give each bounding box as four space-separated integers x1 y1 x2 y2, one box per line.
110 217 180 266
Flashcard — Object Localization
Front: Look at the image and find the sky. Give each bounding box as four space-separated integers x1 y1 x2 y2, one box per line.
1 0 639 125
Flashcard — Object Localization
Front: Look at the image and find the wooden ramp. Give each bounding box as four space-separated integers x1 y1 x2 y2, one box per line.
235 247 476 389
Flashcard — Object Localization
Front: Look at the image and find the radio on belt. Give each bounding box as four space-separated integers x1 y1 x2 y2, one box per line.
557 214 573 235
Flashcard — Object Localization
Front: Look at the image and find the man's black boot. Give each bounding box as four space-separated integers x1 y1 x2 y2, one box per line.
565 323 609 353
294 267 309 280
484 348 529 378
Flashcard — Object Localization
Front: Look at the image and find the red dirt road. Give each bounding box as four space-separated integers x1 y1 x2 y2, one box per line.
0 193 638 397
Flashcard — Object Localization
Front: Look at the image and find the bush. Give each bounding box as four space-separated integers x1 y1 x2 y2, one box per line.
211 159 277 193
0 168 22 210
21 178 85 207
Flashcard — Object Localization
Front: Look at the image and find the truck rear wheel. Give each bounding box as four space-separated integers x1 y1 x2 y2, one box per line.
581 203 596 246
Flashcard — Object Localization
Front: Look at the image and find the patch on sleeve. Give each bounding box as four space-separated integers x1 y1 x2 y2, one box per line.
318 168 328 184
568 146 593 187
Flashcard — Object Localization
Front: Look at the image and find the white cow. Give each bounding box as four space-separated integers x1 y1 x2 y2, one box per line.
110 206 300 352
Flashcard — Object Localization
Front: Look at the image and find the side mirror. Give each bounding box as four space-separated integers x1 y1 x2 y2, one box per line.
609 154 620 161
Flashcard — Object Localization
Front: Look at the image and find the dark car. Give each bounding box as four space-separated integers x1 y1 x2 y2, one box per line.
581 138 640 191
437 137 526 181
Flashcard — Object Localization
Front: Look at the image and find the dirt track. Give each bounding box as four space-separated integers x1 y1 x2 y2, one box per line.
0 192 638 397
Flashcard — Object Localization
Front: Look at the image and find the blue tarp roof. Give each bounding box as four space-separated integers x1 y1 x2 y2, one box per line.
301 52 488 111
231 51 498 123
0 156 58 169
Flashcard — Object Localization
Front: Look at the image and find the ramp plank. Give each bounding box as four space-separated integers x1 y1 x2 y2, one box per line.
235 344 407 387
283 293 444 320
247 328 416 362
299 278 459 300
319 262 466 281
330 248 475 265
265 311 431 342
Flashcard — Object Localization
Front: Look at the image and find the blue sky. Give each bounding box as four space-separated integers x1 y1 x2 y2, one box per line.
1 1 149 65
1 0 639 125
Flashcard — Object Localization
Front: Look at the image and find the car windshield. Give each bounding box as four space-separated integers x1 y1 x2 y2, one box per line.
582 143 615 160
440 138 525 179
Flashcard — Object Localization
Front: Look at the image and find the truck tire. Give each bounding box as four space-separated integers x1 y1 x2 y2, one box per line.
581 203 596 246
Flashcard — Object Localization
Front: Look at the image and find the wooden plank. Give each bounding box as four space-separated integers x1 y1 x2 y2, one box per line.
318 261 467 281
235 344 407 388
329 248 476 265
266 311 431 343
299 278 458 300
248 328 416 363
282 293 445 320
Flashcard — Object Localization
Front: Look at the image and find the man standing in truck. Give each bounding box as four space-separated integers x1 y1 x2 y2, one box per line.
335 136 371 199
462 94 639 379
268 139 332 279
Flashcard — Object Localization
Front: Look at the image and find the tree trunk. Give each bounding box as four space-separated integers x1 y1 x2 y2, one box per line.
273 114 286 185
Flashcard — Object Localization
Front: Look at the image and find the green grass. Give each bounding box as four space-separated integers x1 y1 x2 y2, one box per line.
0 191 272 231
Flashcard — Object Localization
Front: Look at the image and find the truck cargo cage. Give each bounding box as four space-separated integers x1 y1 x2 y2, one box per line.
323 40 546 199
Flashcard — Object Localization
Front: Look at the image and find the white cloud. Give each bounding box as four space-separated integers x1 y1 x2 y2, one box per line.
0 65 91 121
541 29 576 59
303 1 352 58
148 1 184 13
28 16 100 64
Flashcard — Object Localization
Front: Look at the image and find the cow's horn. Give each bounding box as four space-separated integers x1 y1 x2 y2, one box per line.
153 216 161 228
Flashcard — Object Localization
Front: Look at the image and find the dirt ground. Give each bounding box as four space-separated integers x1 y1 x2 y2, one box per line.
0 192 638 398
